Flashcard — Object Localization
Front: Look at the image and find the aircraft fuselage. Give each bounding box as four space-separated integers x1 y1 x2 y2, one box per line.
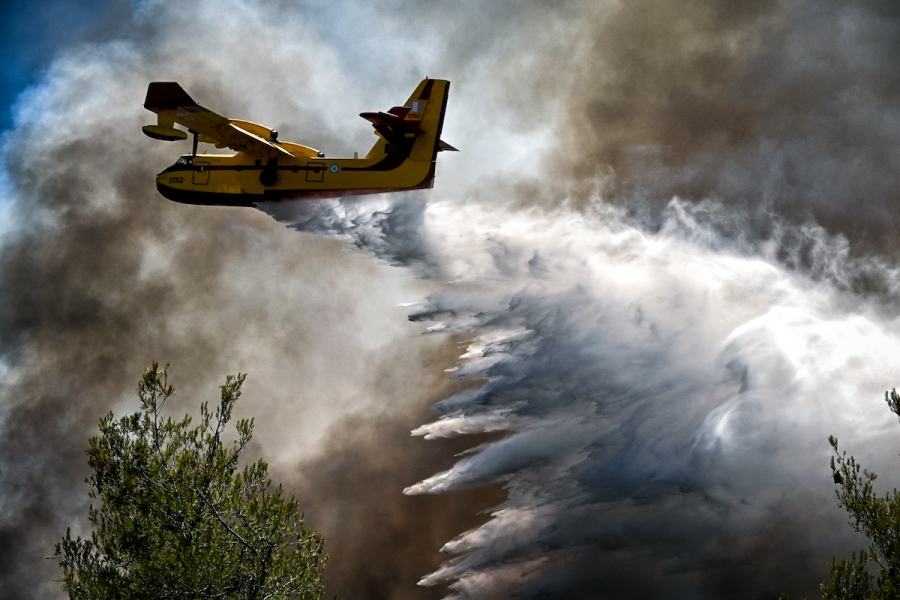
156 148 435 206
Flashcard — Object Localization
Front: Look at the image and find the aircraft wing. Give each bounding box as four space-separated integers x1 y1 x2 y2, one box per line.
143 82 294 160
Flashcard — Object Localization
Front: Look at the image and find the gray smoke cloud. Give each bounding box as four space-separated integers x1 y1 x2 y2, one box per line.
552 0 900 254
3 1 900 600
0 2 480 598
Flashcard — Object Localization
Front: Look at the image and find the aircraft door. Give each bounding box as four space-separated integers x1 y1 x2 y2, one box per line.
306 162 325 183
193 162 210 185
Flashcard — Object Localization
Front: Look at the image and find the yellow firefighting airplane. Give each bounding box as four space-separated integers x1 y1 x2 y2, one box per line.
142 78 456 206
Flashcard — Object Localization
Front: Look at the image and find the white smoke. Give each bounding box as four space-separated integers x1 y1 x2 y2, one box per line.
262 196 900 598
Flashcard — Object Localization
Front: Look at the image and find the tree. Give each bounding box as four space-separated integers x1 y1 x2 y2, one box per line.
54 363 327 599
822 389 900 600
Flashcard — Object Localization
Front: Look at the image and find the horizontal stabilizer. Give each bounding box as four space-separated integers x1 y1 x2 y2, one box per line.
437 140 458 152
387 106 411 118
359 111 425 135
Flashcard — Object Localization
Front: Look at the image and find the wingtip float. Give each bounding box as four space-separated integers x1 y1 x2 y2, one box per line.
142 79 457 206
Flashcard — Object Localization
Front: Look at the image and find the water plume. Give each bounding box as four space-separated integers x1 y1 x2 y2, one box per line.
263 196 900 599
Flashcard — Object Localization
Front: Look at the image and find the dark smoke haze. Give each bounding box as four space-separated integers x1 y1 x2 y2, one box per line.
2 1 900 599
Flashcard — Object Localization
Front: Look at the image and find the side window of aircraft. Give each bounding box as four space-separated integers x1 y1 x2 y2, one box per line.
176 156 194 166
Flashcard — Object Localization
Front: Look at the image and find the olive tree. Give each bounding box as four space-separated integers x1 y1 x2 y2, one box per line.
822 389 900 600
54 363 326 599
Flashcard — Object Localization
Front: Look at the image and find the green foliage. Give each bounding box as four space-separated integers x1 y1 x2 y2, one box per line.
54 363 326 600
821 389 900 600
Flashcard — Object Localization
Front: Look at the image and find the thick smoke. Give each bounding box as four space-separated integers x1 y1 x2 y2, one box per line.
0 3 478 599
3 1 900 600
553 0 900 255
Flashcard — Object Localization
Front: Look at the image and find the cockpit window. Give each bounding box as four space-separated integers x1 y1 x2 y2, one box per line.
176 156 194 166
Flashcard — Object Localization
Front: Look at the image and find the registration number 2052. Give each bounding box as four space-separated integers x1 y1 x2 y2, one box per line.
168 177 184 184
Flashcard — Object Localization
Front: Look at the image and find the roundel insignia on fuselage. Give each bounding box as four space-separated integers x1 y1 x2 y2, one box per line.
330 164 339 174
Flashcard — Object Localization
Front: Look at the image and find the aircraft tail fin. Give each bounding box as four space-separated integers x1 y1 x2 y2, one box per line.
362 78 455 163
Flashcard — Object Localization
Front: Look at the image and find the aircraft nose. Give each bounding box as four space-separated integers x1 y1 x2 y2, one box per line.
156 180 186 203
